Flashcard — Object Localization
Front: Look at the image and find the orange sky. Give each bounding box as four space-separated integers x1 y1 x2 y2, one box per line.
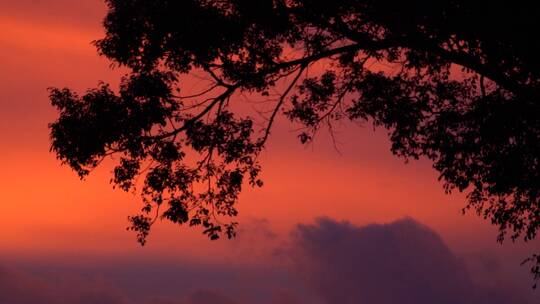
0 1 538 293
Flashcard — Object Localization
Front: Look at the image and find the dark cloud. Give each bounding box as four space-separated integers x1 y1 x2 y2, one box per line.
1 217 537 304
145 290 240 304
0 264 128 304
181 290 239 304
0 265 56 304
267 289 307 304
0 261 302 304
288 217 535 304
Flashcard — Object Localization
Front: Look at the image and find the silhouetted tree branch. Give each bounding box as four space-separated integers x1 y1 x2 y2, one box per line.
48 0 540 285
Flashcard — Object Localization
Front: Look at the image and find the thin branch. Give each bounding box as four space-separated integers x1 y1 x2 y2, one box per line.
203 65 235 88
149 83 240 141
268 43 367 73
327 119 343 155
176 83 219 99
258 64 307 147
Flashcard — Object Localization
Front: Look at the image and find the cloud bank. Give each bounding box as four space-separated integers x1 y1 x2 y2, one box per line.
1 217 536 303
288 217 533 304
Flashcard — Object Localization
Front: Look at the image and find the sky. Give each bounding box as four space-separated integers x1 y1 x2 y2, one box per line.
0 1 539 303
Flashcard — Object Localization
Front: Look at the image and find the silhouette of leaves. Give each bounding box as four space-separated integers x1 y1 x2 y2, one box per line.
49 0 540 284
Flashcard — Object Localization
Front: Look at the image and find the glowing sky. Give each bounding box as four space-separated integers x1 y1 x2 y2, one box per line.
0 1 539 303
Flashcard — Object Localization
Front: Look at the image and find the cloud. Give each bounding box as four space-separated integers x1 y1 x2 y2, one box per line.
181 290 239 304
225 217 280 262
145 290 240 304
1 217 537 304
288 217 534 304
0 265 56 304
0 261 296 304
0 264 128 304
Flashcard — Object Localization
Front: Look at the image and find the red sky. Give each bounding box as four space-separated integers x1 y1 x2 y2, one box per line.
0 1 539 303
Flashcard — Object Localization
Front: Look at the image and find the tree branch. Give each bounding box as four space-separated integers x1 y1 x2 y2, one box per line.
149 83 240 141
258 64 307 147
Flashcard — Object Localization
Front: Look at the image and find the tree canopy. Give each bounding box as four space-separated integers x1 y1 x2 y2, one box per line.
48 0 540 283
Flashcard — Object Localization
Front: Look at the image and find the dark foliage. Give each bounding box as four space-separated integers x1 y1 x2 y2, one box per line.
49 0 540 282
